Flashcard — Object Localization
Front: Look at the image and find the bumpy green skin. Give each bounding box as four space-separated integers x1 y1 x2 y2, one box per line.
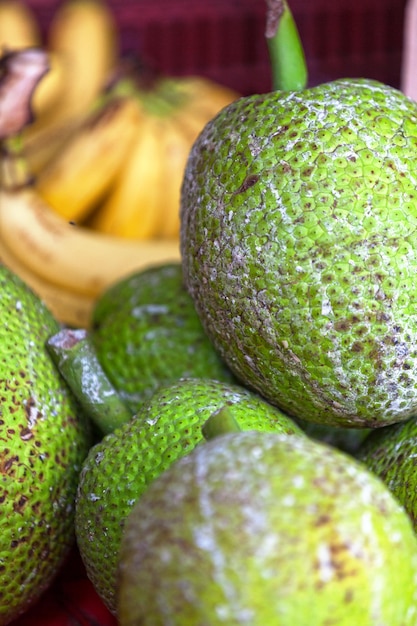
181 78 417 428
91 263 233 413
357 415 417 529
118 432 417 626
0 266 91 625
75 377 302 614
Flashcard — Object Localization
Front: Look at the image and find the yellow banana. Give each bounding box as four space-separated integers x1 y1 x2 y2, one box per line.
88 75 238 240
22 0 118 146
30 51 68 122
36 95 142 222
0 145 93 329
0 0 41 51
156 116 196 239
88 114 167 239
155 104 222 240
0 184 181 299
0 239 95 328
0 46 181 329
0 3 63 134
22 114 82 177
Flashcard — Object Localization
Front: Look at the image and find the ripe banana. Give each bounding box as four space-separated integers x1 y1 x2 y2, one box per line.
0 1 67 124
36 94 143 222
0 238 95 328
0 183 181 297
88 114 168 239
22 0 118 162
156 81 239 239
0 47 181 330
156 116 200 239
0 0 41 51
30 52 68 122
0 136 180 327
87 74 238 239
47 0 118 116
22 114 83 178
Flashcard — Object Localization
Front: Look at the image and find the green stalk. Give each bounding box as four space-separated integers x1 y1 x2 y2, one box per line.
46 328 132 436
265 0 308 91
202 406 242 441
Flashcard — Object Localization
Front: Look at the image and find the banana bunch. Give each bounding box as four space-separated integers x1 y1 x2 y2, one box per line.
0 2 239 327
82 74 240 239
33 69 239 240
0 0 119 166
20 0 118 172
0 145 181 329
0 47 180 328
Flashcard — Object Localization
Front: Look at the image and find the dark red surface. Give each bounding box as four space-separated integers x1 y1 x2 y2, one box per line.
26 0 407 94
10 546 118 626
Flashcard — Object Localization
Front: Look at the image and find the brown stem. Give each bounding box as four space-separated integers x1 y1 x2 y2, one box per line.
0 48 49 140
265 0 285 38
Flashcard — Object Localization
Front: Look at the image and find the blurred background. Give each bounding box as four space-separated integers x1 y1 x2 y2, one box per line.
25 0 408 95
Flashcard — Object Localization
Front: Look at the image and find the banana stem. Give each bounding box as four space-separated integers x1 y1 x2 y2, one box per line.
0 136 33 189
46 328 132 436
0 48 49 140
108 75 182 117
202 405 242 441
265 0 308 91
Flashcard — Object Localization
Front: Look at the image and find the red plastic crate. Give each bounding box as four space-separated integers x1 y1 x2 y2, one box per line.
27 0 407 94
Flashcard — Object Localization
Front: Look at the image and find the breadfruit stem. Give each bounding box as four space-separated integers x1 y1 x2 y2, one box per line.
265 0 308 91
202 406 242 441
46 328 132 436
